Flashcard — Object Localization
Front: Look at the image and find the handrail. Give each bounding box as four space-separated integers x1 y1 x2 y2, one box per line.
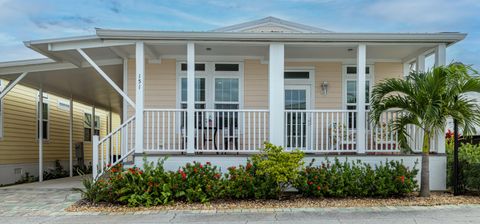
99 116 135 144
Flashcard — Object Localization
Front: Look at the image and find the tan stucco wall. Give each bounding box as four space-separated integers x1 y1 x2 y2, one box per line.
374 62 404 83
0 81 120 165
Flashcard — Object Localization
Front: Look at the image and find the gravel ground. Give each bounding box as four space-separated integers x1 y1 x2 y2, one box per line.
67 192 480 213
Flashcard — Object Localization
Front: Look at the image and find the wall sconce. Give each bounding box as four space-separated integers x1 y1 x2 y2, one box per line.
321 81 329 95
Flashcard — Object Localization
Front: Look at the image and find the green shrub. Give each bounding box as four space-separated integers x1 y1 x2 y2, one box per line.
223 161 278 199
295 159 418 198
252 143 304 197
447 142 480 192
171 161 224 203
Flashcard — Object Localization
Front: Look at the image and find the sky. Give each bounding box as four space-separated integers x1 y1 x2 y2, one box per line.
0 0 479 70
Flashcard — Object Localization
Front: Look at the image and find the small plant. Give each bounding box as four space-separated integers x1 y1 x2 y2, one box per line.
15 172 38 184
44 160 69 180
252 143 304 198
223 161 278 199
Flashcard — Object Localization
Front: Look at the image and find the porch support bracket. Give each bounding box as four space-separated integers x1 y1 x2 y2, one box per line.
0 72 29 100
76 48 136 108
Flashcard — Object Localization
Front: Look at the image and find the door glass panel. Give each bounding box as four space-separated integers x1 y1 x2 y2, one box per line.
285 89 307 148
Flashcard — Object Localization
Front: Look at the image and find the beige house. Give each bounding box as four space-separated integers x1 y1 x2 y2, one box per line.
0 17 466 189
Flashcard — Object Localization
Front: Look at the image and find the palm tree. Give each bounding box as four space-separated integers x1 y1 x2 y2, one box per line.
370 63 480 197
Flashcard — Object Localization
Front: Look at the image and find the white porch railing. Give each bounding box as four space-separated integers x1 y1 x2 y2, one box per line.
193 109 269 152
366 110 401 153
144 109 187 152
139 108 443 155
93 116 136 180
284 110 357 153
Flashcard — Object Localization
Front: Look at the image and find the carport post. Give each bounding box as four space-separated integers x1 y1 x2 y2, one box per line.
38 88 44 182
69 98 73 177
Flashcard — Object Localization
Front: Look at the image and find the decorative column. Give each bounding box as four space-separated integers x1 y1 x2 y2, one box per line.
38 88 44 182
356 44 367 154
268 43 285 146
135 42 145 154
186 42 195 154
435 43 447 154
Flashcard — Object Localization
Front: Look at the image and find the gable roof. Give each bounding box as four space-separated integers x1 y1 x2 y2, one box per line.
212 16 332 33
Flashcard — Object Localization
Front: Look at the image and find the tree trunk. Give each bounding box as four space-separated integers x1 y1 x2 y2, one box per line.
420 132 430 197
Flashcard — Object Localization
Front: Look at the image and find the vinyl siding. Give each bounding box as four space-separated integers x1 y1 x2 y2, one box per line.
374 62 404 83
0 80 120 165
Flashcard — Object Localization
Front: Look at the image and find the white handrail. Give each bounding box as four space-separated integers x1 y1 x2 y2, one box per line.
99 116 136 144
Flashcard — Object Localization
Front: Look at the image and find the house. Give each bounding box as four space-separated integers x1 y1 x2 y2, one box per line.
0 17 466 189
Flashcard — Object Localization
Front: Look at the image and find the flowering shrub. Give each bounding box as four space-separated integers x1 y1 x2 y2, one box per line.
170 161 224 203
295 159 418 198
77 144 420 207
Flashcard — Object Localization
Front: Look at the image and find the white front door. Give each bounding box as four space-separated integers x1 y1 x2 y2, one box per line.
285 85 311 149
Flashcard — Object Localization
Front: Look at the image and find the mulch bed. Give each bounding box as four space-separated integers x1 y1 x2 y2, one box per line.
66 192 480 213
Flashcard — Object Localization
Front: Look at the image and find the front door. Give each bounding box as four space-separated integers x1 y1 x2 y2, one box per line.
285 85 311 149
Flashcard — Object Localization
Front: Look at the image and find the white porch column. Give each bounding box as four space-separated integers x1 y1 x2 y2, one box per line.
268 43 285 146
417 54 426 72
186 42 195 154
122 58 128 154
69 98 73 177
38 88 43 182
356 44 367 154
435 43 447 154
135 42 145 154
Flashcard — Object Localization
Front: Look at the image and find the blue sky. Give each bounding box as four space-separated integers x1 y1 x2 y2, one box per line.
0 0 479 69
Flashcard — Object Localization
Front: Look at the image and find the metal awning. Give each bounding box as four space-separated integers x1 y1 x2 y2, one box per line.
0 59 123 113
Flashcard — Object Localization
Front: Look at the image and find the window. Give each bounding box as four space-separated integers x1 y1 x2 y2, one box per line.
180 77 206 109
180 63 205 71
215 63 239 71
84 113 100 141
344 65 372 128
214 78 239 109
37 94 49 140
284 71 310 79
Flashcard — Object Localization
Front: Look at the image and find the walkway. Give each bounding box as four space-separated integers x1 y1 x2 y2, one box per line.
1 177 479 223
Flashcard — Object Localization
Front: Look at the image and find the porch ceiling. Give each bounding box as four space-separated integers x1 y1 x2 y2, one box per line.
22 41 440 66
0 61 123 114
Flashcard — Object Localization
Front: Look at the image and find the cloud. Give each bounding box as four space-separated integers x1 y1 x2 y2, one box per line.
0 33 17 46
367 0 479 26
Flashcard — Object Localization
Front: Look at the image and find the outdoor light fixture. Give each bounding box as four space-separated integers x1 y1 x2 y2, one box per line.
321 81 329 95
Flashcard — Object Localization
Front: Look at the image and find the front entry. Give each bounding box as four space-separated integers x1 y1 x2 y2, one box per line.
285 85 311 149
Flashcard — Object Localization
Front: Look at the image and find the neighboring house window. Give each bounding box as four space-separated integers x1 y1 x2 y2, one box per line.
37 94 49 140
344 65 372 128
84 113 100 141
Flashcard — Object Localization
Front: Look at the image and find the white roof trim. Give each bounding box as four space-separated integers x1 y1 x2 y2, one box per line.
212 16 331 33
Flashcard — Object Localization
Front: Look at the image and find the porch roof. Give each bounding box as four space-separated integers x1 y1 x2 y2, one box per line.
0 58 123 114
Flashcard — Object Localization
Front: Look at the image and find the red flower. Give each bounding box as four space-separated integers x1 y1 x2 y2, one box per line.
317 186 321 191
214 173 221 179
308 181 313 185
194 168 198 173
180 171 187 180
246 163 253 170
107 163 112 168
228 166 236 171
199 164 203 168
399 175 405 183
206 162 211 166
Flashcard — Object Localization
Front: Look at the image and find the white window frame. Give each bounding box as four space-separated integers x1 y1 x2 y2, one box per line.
176 62 244 110
36 92 49 141
83 112 100 142
284 67 315 109
342 65 374 110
